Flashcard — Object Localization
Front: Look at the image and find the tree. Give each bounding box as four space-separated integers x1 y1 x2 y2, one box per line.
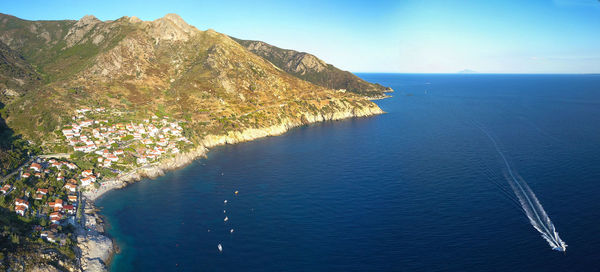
70 151 85 160
11 233 20 244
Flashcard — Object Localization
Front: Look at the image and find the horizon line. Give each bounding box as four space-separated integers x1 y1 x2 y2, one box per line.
352 72 600 75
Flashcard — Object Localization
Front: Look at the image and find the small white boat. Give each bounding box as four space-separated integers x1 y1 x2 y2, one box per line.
218 244 223 252
224 216 228 222
235 190 239 195
224 200 228 204
223 210 226 214
230 229 234 233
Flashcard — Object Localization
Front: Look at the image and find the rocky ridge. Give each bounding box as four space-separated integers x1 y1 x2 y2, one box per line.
234 38 393 98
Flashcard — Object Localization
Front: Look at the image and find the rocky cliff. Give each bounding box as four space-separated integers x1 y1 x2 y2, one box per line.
233 38 393 98
202 99 382 146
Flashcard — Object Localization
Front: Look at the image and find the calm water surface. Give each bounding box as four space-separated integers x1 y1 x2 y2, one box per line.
98 74 600 271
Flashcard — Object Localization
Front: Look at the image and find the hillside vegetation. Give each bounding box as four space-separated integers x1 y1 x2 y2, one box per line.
0 13 386 147
233 38 393 98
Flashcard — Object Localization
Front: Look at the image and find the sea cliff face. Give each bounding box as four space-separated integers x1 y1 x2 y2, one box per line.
78 102 383 271
202 102 383 146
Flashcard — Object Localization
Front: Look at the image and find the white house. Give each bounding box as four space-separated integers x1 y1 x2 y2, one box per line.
81 177 93 186
137 156 147 164
30 163 42 172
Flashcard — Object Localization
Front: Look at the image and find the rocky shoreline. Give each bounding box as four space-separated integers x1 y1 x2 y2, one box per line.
76 103 383 271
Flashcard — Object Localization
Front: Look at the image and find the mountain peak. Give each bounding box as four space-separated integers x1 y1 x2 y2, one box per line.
162 13 184 23
148 13 197 42
64 14 102 47
155 13 193 30
128 16 142 23
77 15 100 25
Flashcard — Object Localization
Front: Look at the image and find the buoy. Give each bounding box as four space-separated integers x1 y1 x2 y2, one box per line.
224 200 228 204
223 210 226 214
235 190 239 195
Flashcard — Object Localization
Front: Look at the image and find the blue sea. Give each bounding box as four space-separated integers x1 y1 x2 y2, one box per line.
97 74 600 271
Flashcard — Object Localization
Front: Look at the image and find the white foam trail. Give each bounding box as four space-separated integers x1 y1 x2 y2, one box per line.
478 125 567 252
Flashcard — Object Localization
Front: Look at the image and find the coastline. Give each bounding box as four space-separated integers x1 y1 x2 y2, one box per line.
76 102 384 271
367 94 393 101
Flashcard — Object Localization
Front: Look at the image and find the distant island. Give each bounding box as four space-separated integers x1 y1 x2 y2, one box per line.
0 13 392 271
458 69 477 74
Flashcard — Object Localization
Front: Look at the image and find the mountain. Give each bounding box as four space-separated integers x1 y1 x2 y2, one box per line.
0 13 384 146
233 38 393 98
0 13 387 271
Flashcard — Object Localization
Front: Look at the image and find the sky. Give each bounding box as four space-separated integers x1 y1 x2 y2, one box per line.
2 0 600 73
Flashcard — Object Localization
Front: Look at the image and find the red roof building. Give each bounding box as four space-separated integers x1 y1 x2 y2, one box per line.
30 163 42 172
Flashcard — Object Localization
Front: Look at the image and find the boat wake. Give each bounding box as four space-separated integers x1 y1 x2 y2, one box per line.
476 124 567 252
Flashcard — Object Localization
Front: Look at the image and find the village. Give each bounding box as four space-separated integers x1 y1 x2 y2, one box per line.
0 107 194 246
1 156 80 246
63 107 192 169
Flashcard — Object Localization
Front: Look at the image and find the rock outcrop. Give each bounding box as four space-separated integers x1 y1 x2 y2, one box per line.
146 13 197 43
64 15 101 47
78 234 113 272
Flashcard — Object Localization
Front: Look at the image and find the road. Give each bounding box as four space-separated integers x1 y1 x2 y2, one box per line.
0 157 33 183
1 153 71 182
39 153 71 159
